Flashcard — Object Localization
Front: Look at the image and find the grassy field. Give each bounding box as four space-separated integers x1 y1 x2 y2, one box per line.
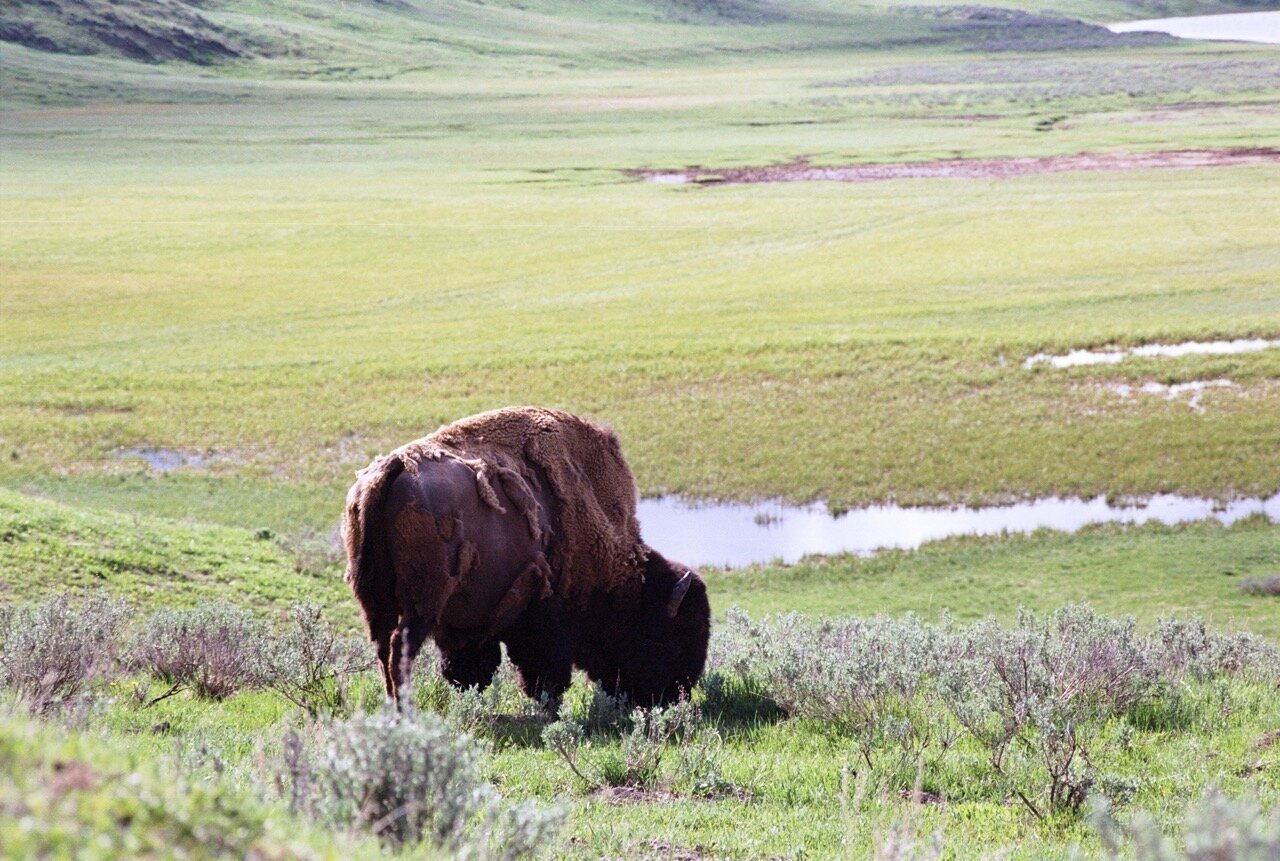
3 39 1280 519
3 0 1280 858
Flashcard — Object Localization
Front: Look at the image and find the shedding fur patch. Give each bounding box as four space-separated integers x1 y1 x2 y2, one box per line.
383 407 645 600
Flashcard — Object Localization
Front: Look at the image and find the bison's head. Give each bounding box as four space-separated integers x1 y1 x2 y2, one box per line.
598 548 710 706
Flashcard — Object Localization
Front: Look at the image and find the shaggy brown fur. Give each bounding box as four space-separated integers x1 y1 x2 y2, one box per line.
343 407 709 706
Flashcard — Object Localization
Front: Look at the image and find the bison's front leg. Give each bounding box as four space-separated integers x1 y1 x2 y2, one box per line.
440 639 502 690
503 597 573 710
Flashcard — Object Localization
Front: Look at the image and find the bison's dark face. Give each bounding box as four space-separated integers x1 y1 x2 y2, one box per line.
601 549 710 706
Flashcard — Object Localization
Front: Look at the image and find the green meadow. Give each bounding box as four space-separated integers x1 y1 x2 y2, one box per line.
1 0 1279 857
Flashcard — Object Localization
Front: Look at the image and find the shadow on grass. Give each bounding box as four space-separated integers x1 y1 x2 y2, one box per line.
698 671 786 738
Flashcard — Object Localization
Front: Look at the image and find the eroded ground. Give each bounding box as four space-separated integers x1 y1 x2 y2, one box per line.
633 146 1280 185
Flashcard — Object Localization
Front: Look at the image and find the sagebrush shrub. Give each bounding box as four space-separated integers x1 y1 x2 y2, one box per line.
0 596 130 713
718 611 956 768
939 606 1155 813
284 708 562 857
132 603 266 699
1093 790 1280 861
713 605 1280 816
260 603 372 716
1150 617 1280 684
543 698 728 795
1238 575 1280 597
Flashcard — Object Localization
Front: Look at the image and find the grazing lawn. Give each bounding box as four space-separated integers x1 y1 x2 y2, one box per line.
2 0 1279 858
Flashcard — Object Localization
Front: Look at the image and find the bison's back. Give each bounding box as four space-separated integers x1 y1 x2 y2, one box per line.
399 406 645 601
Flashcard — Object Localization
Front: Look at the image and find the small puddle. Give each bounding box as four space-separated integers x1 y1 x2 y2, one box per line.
114 447 230 472
1024 338 1280 369
638 493 1280 568
1105 379 1237 412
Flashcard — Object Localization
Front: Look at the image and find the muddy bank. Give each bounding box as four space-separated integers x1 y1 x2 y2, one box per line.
631 147 1280 185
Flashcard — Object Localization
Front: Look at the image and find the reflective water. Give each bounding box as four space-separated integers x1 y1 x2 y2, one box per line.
1107 379 1237 411
1107 11 1280 44
637 493 1280 568
116 447 207 472
1024 338 1280 369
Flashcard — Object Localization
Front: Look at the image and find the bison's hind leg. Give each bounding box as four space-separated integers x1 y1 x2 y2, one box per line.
369 613 399 702
389 617 433 709
502 598 573 711
440 639 502 690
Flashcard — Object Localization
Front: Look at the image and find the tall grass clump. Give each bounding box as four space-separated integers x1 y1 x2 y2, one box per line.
0 596 129 713
280 708 562 857
132 603 266 700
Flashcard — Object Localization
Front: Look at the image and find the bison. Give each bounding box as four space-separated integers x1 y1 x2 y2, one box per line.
343 406 710 707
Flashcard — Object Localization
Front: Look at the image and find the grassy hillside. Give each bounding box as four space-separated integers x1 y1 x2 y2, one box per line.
1 0 1207 105
3 42 1278 516
0 488 352 617
709 517 1280 640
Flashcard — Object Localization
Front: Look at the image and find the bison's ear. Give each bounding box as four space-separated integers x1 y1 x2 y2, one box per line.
667 570 695 618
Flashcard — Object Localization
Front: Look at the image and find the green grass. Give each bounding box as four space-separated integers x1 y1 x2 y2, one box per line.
0 488 353 619
3 38 1279 518
3 3 1280 857
707 517 1280 639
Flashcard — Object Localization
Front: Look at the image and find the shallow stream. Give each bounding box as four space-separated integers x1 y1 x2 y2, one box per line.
637 493 1280 568
1106 11 1280 44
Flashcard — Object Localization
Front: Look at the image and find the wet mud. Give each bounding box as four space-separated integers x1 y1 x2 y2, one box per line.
632 147 1280 185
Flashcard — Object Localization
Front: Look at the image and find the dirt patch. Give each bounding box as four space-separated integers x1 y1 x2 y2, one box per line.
592 785 679 805
635 840 714 860
49 760 98 799
898 787 946 805
630 147 1280 185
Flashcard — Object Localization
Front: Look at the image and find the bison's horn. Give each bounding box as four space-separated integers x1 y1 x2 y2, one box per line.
667 570 694 618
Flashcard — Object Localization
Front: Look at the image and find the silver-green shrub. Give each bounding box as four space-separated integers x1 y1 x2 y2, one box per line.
1150 617 1280 684
1093 790 1280 861
132 603 266 699
543 698 728 795
260 603 373 717
284 708 562 857
716 610 956 769
0 595 129 713
940 606 1156 812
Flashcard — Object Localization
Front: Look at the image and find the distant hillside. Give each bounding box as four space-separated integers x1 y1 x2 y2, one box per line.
0 0 269 65
0 0 1205 71
0 0 1204 107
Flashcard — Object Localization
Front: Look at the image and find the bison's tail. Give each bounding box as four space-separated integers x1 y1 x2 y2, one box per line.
342 454 405 640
